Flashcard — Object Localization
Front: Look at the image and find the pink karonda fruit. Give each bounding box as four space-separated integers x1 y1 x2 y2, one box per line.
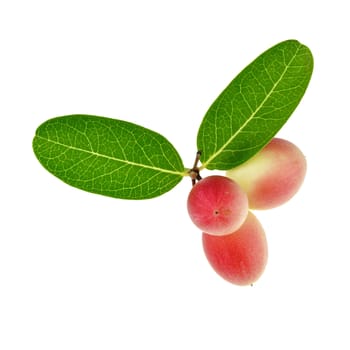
187 175 248 236
202 212 268 286
226 138 307 210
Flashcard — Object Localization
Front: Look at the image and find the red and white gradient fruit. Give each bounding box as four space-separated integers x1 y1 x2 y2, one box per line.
187 175 248 236
202 211 268 286
226 138 307 210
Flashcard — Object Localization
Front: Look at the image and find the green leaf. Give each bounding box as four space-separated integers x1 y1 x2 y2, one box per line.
197 39 313 170
33 115 186 199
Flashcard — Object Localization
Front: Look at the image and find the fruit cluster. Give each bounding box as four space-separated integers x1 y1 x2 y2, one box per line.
187 138 307 286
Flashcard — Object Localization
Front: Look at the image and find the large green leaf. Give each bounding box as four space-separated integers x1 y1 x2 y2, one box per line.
33 115 186 199
197 39 313 170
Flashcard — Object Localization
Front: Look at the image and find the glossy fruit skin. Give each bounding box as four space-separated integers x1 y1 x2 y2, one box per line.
187 175 248 235
226 138 306 210
202 212 268 286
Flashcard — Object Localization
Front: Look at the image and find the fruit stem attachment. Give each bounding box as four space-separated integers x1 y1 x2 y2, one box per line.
188 150 202 186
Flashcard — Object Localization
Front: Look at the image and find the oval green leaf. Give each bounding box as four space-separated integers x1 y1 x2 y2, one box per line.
33 115 186 199
197 39 313 170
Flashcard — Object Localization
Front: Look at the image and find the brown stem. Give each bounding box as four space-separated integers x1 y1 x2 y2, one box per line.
188 151 202 186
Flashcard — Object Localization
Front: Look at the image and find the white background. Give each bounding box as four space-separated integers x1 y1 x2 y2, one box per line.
1 1 349 349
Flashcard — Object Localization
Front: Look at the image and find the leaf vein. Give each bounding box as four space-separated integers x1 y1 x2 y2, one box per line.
36 135 185 176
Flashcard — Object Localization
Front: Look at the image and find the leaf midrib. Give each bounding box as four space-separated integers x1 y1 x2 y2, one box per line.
35 135 186 176
200 43 302 169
